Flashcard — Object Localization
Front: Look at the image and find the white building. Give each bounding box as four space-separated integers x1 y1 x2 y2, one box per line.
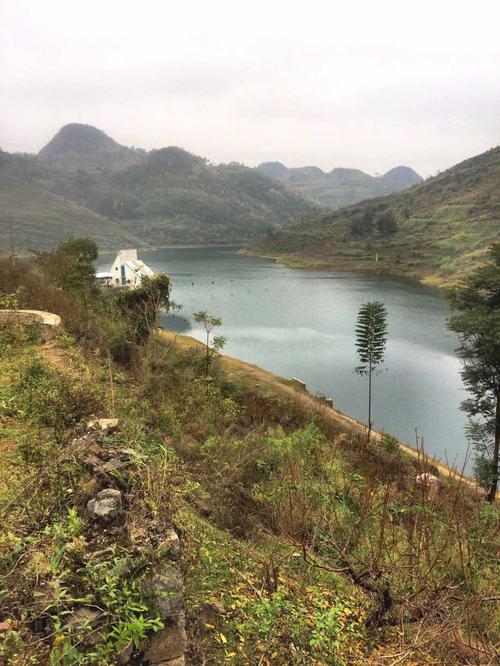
96 249 154 288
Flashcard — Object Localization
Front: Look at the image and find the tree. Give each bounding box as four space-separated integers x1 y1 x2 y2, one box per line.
59 237 98 263
350 210 374 238
34 238 98 291
355 301 388 442
116 273 171 343
193 311 226 375
447 244 500 502
376 211 398 236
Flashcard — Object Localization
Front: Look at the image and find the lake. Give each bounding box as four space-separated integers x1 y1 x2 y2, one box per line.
107 247 470 470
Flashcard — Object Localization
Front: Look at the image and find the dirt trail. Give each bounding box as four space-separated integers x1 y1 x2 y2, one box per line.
159 329 480 493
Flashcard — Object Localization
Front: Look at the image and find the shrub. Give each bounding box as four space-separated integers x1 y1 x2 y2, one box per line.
380 432 399 453
16 359 102 436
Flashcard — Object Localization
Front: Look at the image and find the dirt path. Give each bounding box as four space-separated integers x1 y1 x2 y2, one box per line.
159 329 481 493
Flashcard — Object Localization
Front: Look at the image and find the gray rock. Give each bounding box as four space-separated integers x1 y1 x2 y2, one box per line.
115 643 134 665
142 626 187 664
67 607 102 646
415 473 441 498
158 528 181 560
67 607 101 631
86 488 123 521
87 418 119 433
144 566 184 624
101 457 130 473
156 658 185 666
197 601 226 625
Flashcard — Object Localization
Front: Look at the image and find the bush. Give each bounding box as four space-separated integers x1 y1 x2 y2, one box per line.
0 321 41 352
380 432 399 453
16 359 102 436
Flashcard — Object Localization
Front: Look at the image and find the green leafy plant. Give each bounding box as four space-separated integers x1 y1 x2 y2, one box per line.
15 358 101 438
448 243 500 501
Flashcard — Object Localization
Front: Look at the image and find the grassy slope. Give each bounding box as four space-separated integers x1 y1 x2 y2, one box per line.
252 147 500 285
0 333 369 665
0 175 143 251
160 329 481 488
1 311 498 664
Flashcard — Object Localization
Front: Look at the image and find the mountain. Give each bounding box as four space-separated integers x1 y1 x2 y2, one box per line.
252 146 500 285
0 173 142 250
256 161 288 179
38 123 144 171
383 165 422 187
256 161 423 209
0 142 145 250
0 125 312 250
40 123 119 158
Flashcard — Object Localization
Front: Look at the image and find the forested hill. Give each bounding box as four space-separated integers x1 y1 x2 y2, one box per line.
0 124 312 250
252 146 500 285
256 161 422 209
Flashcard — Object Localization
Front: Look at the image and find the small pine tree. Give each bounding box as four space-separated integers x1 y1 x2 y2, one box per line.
354 301 388 441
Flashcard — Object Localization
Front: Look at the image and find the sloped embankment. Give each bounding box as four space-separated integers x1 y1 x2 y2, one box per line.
0 318 497 664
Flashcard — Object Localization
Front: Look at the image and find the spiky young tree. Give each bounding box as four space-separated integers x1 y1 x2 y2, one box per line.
447 244 500 502
193 311 226 376
355 301 388 441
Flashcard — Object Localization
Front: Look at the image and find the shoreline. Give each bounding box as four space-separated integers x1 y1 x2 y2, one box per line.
239 247 455 289
158 328 480 492
4 242 454 289
99 243 244 256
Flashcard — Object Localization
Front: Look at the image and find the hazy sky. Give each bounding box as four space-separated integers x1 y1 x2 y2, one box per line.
2 0 499 176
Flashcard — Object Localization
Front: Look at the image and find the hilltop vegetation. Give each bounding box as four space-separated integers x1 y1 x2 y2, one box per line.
253 146 500 285
0 124 312 250
0 171 143 250
257 161 422 209
38 123 145 172
0 245 498 664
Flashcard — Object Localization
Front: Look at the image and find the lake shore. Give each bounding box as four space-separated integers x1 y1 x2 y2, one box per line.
5 244 455 288
240 247 454 288
158 327 480 492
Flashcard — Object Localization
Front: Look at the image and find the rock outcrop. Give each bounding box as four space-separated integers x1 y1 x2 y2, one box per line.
86 488 123 521
141 557 187 665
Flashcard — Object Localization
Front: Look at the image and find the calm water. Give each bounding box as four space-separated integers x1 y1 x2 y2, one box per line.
105 247 469 469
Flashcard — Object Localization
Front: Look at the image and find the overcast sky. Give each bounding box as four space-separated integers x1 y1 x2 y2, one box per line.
1 0 500 176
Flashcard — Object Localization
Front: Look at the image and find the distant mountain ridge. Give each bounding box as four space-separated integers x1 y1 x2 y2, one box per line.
39 123 121 157
0 124 312 250
38 123 145 171
252 146 500 285
257 161 422 209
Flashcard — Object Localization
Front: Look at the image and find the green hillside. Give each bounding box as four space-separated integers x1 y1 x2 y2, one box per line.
257 162 423 209
252 146 500 285
1 124 312 249
0 174 142 251
1 254 498 664
38 122 144 171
